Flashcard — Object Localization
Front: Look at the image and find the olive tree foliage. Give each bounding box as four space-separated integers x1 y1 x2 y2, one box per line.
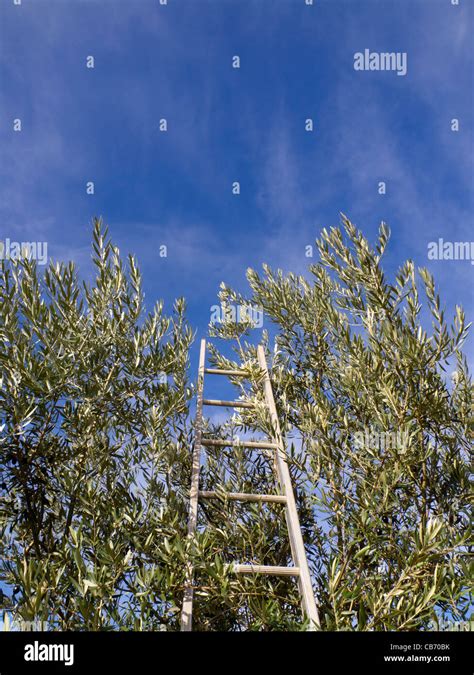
208 216 472 630
0 219 194 630
0 216 471 632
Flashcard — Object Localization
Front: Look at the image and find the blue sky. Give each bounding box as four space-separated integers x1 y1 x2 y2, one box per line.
0 0 473 372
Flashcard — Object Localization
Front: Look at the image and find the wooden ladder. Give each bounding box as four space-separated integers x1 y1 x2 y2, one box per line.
180 338 320 631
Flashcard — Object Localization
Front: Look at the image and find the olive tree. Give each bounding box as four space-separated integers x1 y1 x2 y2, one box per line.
0 219 193 630
1 215 471 632
208 216 472 630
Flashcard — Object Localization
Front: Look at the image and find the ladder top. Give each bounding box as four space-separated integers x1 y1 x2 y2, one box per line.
202 398 254 409
204 368 248 377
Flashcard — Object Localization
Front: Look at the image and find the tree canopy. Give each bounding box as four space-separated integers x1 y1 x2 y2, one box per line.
1 216 472 630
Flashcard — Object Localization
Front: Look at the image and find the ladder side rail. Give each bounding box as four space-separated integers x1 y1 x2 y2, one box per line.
180 338 207 631
257 345 320 629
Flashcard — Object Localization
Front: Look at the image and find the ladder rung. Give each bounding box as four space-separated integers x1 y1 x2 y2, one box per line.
233 564 300 576
199 491 287 504
202 399 254 409
204 368 248 377
201 439 279 449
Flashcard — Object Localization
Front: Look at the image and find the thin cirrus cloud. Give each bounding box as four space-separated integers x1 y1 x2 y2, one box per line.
0 0 472 366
